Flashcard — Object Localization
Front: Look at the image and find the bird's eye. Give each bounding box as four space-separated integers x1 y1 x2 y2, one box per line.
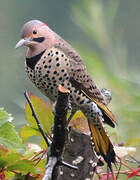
33 30 37 34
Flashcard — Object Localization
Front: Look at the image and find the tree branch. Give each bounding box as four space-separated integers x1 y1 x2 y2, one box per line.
24 91 50 147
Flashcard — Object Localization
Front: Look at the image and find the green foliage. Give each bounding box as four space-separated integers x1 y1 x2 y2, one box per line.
21 93 54 148
0 107 46 179
24 93 53 134
0 108 23 149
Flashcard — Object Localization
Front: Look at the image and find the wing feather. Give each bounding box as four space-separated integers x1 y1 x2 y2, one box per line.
54 38 116 127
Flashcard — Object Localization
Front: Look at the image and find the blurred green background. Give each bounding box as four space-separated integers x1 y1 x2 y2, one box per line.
0 0 139 151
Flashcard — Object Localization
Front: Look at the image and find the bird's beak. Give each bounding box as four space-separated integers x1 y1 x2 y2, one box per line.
15 38 31 49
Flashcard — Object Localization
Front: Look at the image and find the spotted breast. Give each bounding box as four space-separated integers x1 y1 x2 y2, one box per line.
25 47 73 102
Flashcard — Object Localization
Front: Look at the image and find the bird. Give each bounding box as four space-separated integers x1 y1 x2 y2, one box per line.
15 20 116 168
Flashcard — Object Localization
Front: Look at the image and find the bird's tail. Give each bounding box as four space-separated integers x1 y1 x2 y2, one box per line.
88 116 116 169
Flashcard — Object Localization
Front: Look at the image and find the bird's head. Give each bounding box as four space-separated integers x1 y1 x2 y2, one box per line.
15 20 55 57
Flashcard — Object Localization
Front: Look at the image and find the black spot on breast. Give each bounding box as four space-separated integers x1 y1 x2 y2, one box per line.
56 57 59 61
53 71 57 74
56 63 60 67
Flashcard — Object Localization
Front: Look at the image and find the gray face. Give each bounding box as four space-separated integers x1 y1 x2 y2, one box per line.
15 19 54 52
21 20 43 38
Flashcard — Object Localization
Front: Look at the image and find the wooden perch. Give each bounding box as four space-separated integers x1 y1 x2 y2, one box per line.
25 86 112 180
43 85 73 180
53 128 99 180
50 85 70 158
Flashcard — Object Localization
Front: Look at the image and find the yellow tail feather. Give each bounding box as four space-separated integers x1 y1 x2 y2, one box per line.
88 117 116 167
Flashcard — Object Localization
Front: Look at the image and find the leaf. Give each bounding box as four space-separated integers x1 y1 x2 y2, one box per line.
0 145 8 156
25 93 53 135
0 122 23 149
0 152 21 168
5 171 15 180
7 159 36 175
69 111 89 134
0 151 36 175
20 125 40 143
0 108 13 127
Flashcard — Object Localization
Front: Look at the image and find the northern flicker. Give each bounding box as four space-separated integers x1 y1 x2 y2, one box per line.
15 20 116 168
